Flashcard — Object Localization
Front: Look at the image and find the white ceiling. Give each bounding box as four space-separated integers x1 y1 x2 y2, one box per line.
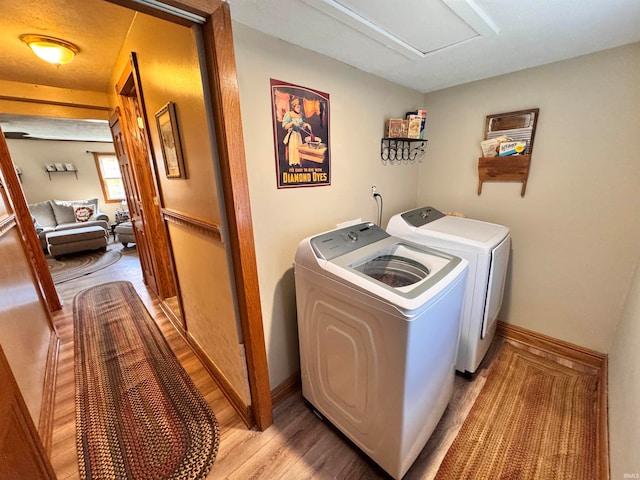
228 0 640 93
1 0 639 141
0 114 113 143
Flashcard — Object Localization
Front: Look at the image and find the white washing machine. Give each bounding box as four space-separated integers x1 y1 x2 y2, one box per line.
387 206 510 375
294 222 468 479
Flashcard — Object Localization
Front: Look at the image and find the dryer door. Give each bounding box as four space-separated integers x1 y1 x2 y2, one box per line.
481 235 511 338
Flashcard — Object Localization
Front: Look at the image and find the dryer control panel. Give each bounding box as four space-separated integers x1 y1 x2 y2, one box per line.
400 206 446 227
310 222 389 260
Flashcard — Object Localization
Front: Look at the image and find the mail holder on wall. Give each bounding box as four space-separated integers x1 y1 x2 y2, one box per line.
477 108 539 197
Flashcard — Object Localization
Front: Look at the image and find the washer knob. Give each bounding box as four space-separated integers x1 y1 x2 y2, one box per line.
347 231 358 242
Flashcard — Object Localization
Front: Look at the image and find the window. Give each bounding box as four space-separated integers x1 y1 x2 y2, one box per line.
93 153 125 203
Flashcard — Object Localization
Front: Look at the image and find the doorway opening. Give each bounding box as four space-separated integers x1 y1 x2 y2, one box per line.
0 0 271 433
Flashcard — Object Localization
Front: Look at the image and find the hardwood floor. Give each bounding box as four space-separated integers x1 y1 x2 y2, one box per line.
48 243 600 479
50 243 244 479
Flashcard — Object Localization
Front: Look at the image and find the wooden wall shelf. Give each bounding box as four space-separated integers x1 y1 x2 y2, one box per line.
477 108 539 197
478 154 531 197
45 170 78 180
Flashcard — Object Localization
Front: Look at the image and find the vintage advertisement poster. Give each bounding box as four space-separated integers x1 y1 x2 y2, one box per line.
270 79 330 188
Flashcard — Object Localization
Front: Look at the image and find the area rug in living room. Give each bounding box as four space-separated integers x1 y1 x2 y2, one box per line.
74 281 220 480
435 342 599 479
47 249 121 284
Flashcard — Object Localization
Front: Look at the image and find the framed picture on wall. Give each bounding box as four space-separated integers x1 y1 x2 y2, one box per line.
65 163 76 171
270 79 331 189
54 163 65 171
155 102 186 179
45 163 56 172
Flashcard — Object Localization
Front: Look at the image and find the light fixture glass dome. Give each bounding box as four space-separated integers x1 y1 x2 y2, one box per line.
20 34 79 65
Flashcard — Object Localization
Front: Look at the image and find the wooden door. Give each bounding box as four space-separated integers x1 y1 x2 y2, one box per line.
0 346 56 479
114 54 176 301
109 111 158 291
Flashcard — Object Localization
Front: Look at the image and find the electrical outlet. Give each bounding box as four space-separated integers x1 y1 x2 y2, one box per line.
371 185 377 198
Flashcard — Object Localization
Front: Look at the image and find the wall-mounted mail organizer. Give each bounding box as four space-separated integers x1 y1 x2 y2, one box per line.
477 108 539 197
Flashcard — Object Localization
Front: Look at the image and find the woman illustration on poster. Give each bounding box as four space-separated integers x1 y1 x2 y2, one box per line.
282 96 312 167
270 78 330 188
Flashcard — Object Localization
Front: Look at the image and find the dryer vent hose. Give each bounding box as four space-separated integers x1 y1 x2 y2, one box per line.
373 192 383 227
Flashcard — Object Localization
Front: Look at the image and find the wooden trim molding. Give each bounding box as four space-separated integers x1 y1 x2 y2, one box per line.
106 0 220 26
271 372 301 408
201 4 273 430
496 321 606 368
186 332 253 427
162 208 222 243
159 299 187 339
598 355 610 480
38 331 60 454
0 95 110 111
0 214 16 236
163 299 254 426
496 321 609 479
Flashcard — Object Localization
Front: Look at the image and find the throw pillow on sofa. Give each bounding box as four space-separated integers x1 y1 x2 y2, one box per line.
29 200 57 228
51 198 101 224
51 200 77 224
73 204 95 222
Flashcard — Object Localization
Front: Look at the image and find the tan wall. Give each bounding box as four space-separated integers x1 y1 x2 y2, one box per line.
110 22 222 222
608 256 640 477
108 14 250 403
168 223 249 394
418 44 640 478
419 43 640 354
0 220 53 425
6 139 118 219
233 23 425 388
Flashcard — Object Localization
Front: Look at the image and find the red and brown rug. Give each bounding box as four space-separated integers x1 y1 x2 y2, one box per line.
74 281 219 479
435 342 599 479
48 250 121 284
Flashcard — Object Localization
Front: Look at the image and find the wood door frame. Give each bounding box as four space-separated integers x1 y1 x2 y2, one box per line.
106 0 273 430
0 128 61 313
0 129 60 453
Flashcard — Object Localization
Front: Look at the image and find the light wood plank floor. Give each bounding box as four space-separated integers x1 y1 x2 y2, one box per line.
49 243 598 479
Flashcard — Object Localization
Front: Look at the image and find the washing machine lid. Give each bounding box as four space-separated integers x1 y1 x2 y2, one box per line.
306 223 467 312
388 207 509 255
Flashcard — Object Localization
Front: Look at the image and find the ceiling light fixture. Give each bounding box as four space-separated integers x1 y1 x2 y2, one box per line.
20 34 79 65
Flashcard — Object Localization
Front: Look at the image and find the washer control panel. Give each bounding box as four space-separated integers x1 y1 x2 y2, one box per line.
400 206 446 228
310 222 389 260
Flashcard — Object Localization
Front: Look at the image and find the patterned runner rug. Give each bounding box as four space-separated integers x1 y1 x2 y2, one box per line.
435 342 598 479
74 281 219 480
48 250 121 284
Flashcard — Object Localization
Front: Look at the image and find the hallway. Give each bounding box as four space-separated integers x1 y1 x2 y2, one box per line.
48 245 245 479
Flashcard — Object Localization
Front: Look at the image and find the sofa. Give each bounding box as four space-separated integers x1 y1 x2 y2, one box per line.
28 199 110 250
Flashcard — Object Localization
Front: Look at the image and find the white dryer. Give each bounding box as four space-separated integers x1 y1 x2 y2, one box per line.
387 207 510 374
294 222 468 479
